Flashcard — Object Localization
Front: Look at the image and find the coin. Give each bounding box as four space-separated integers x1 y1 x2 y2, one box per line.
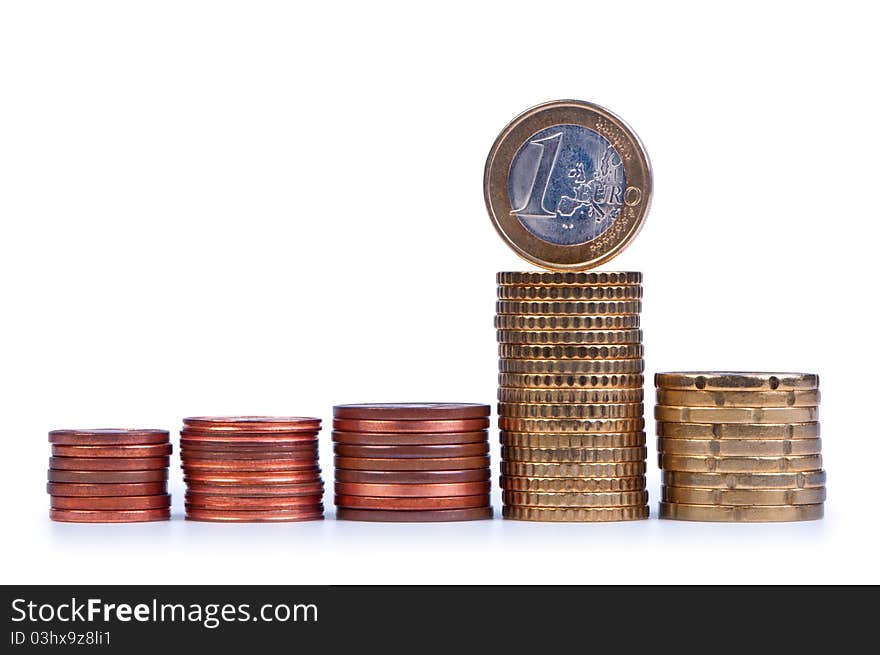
661 486 826 506
497 329 643 345
661 470 827 489
658 437 822 456
182 416 322 432
498 387 644 404
658 502 823 522
499 373 645 389
46 481 168 497
332 443 489 458
185 493 324 509
335 507 493 522
498 402 643 419
498 417 645 433
501 461 646 478
332 403 490 420
331 430 489 445
332 418 490 433
50 495 172 510
655 389 821 408
501 431 646 448
654 372 819 391
502 445 647 463
335 495 489 510
47 469 168 484
499 358 645 375
498 286 643 300
180 446 318 460
185 507 323 522
503 505 649 521
656 422 820 439
334 482 491 497
48 429 170 445
50 508 170 523
49 456 170 471
51 443 173 458
659 454 822 473
500 475 646 492
180 430 319 443
333 456 490 471
184 481 324 496
484 100 651 270
495 315 640 331
183 470 321 484
180 438 318 451
497 271 642 286
496 300 642 315
334 469 490 484
655 406 818 424
181 458 318 471
499 344 643 360
503 490 647 508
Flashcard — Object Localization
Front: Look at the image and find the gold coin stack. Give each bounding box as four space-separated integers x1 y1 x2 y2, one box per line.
496 271 649 522
655 372 825 522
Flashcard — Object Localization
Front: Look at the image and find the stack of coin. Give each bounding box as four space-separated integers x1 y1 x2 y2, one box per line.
47 429 171 522
655 372 825 522
333 404 493 522
496 272 649 522
180 416 324 522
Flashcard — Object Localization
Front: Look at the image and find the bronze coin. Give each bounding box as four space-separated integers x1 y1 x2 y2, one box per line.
333 403 490 420
334 469 491 484
180 430 320 444
185 493 323 509
182 416 321 432
51 443 173 458
47 481 168 497
180 449 318 462
180 443 317 457
185 506 323 522
181 458 318 472
184 481 324 496
50 456 170 471
334 455 490 471
332 418 490 433
48 429 170 445
333 443 489 459
335 494 489 510
335 507 493 522
50 494 171 510
48 469 168 484
180 438 317 453
50 508 170 523
334 481 490 497
331 430 488 445
182 469 321 484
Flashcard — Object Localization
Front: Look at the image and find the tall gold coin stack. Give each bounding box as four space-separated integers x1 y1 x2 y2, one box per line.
655 372 825 522
496 271 649 522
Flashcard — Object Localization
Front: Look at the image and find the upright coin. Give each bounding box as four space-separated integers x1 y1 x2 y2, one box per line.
484 100 652 270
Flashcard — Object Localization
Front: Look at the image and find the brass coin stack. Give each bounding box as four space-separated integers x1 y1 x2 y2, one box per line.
656 372 825 522
497 271 649 522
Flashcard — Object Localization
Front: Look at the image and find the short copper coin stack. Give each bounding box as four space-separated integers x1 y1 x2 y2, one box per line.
497 271 649 522
656 372 825 522
333 404 493 522
180 416 324 522
47 429 172 522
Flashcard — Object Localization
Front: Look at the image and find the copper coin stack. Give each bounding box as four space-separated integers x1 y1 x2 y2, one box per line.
656 372 825 522
333 403 493 522
180 416 324 522
496 271 649 522
47 429 172 522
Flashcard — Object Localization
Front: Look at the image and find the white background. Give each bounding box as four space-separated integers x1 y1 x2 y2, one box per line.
1 1 877 584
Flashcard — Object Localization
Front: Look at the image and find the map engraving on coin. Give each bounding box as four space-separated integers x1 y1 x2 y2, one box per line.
485 100 651 270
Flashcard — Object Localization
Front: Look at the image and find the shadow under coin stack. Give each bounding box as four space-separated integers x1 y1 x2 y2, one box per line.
180 416 324 522
47 429 171 522
655 372 825 522
497 272 649 522
333 404 493 522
